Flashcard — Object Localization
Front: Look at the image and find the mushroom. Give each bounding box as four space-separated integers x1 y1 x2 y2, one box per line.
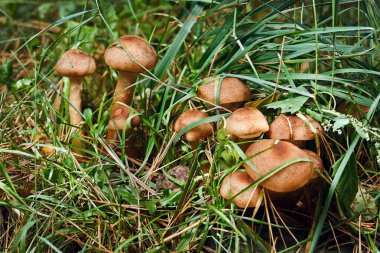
267 114 323 147
300 62 310 73
244 140 313 192
303 149 323 180
56 49 96 153
197 76 251 111
226 107 269 139
266 150 323 209
104 35 158 142
220 171 262 208
174 110 213 142
156 165 189 191
33 133 55 156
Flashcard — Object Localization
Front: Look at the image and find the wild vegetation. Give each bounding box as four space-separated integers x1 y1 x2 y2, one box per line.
0 0 379 252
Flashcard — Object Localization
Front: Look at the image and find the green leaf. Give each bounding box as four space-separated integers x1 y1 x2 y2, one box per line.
209 205 246 240
38 236 64 253
266 96 309 114
11 78 33 90
0 58 12 84
332 117 349 131
142 201 157 215
334 154 358 207
246 93 279 109
83 108 93 125
235 219 271 253
153 4 203 80
115 234 147 253
309 94 380 252
12 217 38 252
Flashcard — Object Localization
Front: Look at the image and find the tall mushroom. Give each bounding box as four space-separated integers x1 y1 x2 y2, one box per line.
56 49 96 153
104 35 158 142
197 76 251 111
244 140 313 192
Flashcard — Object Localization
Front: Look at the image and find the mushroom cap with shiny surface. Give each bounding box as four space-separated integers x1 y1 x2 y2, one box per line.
197 77 251 111
56 49 96 77
268 114 322 141
226 107 269 139
220 171 262 208
104 35 158 73
244 140 313 192
174 110 213 142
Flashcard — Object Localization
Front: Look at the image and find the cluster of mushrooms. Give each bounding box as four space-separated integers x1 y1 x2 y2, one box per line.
53 35 157 154
52 34 325 209
173 77 324 209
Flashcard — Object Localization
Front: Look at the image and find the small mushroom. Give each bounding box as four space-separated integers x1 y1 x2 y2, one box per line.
156 165 189 191
226 107 269 139
303 149 323 180
267 114 323 146
300 62 310 73
220 171 262 208
33 133 54 156
174 110 213 142
244 140 313 192
104 35 158 142
56 49 96 153
197 77 251 111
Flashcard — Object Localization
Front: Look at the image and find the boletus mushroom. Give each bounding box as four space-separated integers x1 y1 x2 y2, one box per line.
197 76 251 111
220 171 262 208
267 114 323 147
174 110 213 142
104 35 158 142
226 107 269 139
56 49 96 153
244 140 313 192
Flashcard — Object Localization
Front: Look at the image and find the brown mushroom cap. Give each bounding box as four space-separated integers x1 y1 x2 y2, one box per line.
303 150 323 179
197 77 251 111
104 35 158 73
268 114 323 141
56 49 96 77
220 171 262 208
174 110 213 142
244 140 313 192
226 107 269 139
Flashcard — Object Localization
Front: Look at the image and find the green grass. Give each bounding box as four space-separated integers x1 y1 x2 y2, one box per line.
0 0 379 252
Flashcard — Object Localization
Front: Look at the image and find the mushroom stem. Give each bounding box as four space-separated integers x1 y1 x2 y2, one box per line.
106 71 138 141
69 77 84 153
